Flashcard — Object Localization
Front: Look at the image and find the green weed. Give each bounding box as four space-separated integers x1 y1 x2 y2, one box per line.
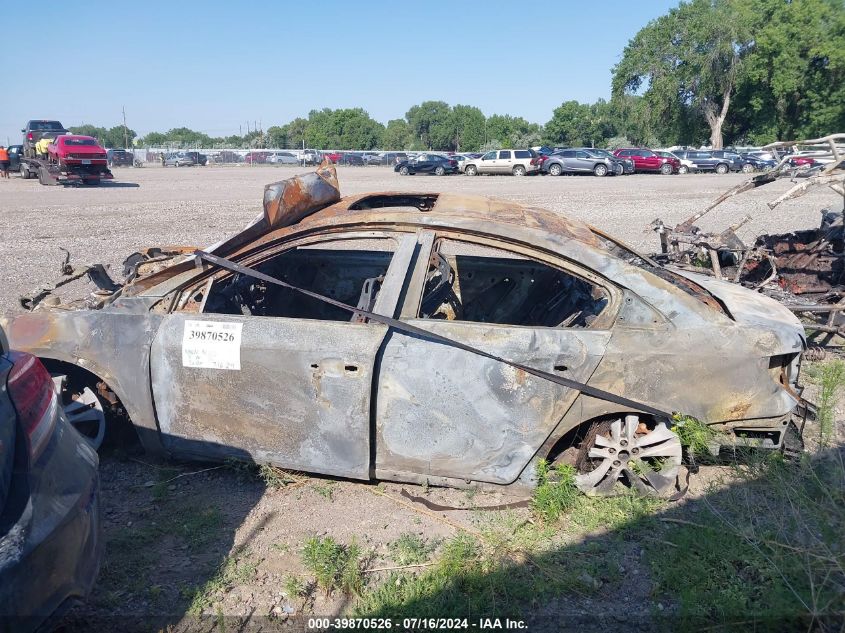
301 536 362 595
258 464 298 489
531 459 579 523
671 414 723 456
388 533 438 566
805 359 845 447
186 554 258 615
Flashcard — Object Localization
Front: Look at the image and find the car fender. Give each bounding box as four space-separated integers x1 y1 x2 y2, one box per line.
0 309 166 455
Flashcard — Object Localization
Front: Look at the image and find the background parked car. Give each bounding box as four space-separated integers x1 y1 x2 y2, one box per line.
341 153 366 166
324 152 343 164
740 153 776 171
709 150 746 172
0 329 102 631
300 149 322 166
245 152 271 165
164 152 195 167
6 145 23 172
613 148 679 174
394 153 458 175
544 148 623 176
183 151 208 166
380 152 408 165
463 149 540 176
107 149 134 167
673 150 736 174
361 152 382 165
266 152 299 165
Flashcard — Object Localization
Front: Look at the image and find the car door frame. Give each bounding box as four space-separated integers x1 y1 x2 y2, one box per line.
374 229 621 486
149 229 420 480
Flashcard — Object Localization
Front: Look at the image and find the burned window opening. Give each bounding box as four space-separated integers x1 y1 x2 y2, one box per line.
203 248 393 322
349 194 439 211
419 240 609 328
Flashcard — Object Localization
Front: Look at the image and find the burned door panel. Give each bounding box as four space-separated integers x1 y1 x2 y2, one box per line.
375 323 610 484
151 314 386 478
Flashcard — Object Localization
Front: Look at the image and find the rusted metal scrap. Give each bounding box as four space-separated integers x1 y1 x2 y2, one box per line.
652 133 845 342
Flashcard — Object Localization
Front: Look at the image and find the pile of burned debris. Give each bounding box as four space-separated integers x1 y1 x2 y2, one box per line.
652 134 845 346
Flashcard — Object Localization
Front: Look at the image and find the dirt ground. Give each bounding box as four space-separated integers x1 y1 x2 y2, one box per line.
2 165 842 631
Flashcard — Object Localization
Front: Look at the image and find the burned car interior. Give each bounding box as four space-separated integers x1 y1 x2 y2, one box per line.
200 232 609 330
421 240 609 327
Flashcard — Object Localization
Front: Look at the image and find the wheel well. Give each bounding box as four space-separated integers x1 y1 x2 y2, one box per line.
39 358 140 449
545 412 659 465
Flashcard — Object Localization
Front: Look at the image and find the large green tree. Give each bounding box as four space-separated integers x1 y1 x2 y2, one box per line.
485 115 541 148
613 0 754 148
733 0 845 142
406 101 453 150
382 119 412 149
449 105 486 152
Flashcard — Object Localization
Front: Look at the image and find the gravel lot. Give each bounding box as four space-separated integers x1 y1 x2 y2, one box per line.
1 164 840 310
3 164 842 629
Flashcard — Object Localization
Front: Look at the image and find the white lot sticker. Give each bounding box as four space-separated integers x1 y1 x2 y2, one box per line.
182 320 243 370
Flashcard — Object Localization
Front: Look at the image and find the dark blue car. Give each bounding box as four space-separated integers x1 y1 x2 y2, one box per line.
0 328 101 632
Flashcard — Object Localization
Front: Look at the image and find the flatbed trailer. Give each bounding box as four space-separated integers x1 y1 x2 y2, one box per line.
19 157 114 186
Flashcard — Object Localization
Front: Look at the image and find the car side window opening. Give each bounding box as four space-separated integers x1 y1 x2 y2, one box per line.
514 150 531 158
562 150 575 158
576 151 589 159
498 151 512 159
417 238 609 328
202 238 396 322
482 151 496 160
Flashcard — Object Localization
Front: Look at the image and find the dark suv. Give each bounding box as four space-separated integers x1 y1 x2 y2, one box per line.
674 150 742 174
184 151 208 166
22 120 68 158
107 149 134 167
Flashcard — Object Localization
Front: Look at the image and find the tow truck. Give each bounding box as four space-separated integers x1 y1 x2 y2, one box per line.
19 134 114 185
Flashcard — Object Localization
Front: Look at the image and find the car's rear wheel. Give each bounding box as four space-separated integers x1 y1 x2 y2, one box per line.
741 163 754 173
512 165 526 176
549 163 563 176
715 163 729 174
573 414 682 497
52 374 106 450
678 165 689 174
399 165 409 175
659 163 673 175
465 165 478 176
594 164 608 177
435 166 445 176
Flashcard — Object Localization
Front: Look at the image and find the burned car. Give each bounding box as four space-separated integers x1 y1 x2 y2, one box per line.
1 163 809 497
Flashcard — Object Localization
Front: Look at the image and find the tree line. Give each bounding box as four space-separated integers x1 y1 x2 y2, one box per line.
77 0 843 151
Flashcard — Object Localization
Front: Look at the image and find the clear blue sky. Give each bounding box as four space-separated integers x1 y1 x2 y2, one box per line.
1 0 678 144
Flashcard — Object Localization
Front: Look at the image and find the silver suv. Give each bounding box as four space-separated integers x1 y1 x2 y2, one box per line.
543 148 624 176
463 149 539 176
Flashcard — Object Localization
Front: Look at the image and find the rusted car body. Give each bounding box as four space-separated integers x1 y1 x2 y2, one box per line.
0 164 809 495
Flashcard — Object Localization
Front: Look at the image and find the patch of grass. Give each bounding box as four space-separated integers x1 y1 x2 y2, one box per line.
258 464 298 489
531 459 579 523
388 533 438 566
649 450 845 628
568 492 663 534
671 414 723 457
151 466 181 500
301 536 362 595
283 574 306 599
805 359 845 447
186 553 258 615
312 482 335 501
173 507 224 551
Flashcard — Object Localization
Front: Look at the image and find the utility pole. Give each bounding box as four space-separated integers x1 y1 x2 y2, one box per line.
122 106 129 148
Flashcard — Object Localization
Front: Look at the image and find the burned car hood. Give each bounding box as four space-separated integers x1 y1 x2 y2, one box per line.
668 267 805 349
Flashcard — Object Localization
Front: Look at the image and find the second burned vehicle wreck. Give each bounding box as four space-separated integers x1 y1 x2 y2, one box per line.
652 134 845 344
1 162 812 497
